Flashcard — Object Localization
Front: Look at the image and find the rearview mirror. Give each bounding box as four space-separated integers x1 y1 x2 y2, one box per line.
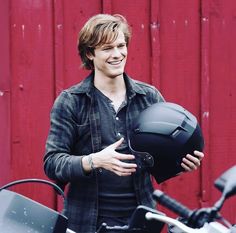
214 165 236 198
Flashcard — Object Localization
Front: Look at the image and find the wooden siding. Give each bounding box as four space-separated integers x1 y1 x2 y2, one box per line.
0 0 236 224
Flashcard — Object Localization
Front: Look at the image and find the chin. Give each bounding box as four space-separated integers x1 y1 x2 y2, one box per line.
112 68 125 76
110 72 124 78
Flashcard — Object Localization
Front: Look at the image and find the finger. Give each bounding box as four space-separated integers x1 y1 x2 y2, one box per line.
114 153 135 161
108 138 124 150
193 151 204 160
181 162 194 172
185 154 201 166
114 171 132 176
182 157 198 170
117 160 137 168
112 166 136 176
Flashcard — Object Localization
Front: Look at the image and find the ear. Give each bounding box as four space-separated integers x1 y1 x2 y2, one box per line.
86 52 94 61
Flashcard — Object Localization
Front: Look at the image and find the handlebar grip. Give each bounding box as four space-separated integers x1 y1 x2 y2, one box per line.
153 190 192 219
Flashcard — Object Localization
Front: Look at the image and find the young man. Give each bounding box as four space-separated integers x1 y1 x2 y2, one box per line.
43 14 204 233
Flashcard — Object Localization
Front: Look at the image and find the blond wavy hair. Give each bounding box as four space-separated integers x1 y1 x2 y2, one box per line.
77 14 132 70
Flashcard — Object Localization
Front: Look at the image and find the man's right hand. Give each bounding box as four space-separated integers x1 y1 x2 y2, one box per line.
82 138 137 176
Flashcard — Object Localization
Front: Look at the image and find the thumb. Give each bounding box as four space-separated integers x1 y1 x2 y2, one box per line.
109 137 124 150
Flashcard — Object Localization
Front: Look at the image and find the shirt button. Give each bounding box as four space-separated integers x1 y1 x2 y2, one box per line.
117 132 121 137
116 117 119 120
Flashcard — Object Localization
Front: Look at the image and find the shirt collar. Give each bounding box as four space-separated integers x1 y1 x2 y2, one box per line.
69 72 146 97
123 73 146 97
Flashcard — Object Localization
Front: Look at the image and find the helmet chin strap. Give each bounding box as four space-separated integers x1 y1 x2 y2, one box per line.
128 139 154 169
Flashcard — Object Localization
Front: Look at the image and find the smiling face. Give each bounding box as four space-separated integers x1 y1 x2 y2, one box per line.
88 30 128 79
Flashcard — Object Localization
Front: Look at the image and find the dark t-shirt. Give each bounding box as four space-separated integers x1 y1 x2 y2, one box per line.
94 87 137 221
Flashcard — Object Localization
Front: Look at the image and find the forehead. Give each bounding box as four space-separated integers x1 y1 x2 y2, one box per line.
99 30 126 48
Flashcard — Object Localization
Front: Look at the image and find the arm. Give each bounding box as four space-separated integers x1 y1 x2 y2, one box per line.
44 92 137 182
43 91 86 183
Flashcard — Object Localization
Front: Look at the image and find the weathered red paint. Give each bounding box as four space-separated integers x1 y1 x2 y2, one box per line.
7 0 56 208
200 0 211 206
1 0 236 224
0 0 11 186
206 0 236 221
150 0 161 88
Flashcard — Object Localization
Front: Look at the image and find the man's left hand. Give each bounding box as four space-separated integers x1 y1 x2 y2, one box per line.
181 151 204 172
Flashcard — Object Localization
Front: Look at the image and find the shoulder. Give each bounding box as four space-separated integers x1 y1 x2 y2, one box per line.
52 83 87 113
133 79 158 92
54 74 93 103
127 76 165 102
59 72 94 96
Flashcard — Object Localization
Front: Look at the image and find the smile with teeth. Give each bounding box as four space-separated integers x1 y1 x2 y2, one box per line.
108 59 123 65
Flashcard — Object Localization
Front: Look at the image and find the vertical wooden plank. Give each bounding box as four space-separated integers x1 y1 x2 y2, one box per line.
200 0 211 206
10 0 55 208
0 0 11 186
150 0 161 88
53 0 65 96
53 0 65 211
102 0 112 14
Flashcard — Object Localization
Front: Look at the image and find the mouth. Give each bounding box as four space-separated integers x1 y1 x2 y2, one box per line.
107 59 124 66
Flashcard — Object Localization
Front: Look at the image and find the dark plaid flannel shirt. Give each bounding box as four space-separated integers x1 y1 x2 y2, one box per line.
44 72 165 233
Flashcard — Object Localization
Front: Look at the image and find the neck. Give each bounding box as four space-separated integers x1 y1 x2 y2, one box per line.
94 73 127 112
94 73 126 95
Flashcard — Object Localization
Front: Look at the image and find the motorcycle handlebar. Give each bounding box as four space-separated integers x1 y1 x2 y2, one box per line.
153 190 193 219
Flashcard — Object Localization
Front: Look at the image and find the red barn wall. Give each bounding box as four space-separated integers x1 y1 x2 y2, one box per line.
1 0 236 224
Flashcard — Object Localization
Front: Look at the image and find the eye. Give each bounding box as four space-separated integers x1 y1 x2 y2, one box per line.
118 43 126 48
102 46 112 51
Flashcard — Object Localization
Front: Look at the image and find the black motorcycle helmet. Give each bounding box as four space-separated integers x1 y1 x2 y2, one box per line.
129 102 204 183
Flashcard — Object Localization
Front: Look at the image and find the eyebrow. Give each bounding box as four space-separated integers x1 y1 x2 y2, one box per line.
101 41 126 48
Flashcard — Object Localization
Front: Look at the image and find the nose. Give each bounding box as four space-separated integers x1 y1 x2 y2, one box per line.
112 47 121 57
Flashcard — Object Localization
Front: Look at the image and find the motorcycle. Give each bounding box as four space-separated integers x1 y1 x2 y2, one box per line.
96 165 236 233
150 164 236 233
0 178 75 233
0 165 235 233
